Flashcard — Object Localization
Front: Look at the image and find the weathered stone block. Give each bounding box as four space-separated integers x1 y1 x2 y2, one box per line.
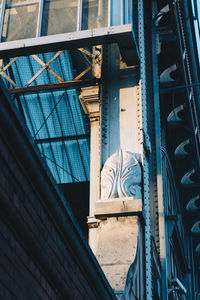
94 216 139 290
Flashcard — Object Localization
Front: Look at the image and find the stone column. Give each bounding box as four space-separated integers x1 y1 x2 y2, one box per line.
79 45 144 297
79 86 101 252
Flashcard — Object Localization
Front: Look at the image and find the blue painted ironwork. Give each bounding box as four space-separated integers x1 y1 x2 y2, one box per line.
138 0 153 298
174 0 200 171
152 8 168 300
1 51 90 183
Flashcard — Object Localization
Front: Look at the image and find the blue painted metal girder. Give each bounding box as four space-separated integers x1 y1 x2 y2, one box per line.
138 0 153 298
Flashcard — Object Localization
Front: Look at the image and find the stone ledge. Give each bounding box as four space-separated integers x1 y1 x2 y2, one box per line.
95 198 142 217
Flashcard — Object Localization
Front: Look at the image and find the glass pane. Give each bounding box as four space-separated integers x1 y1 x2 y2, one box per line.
41 0 78 36
110 0 121 26
2 0 39 42
82 0 108 30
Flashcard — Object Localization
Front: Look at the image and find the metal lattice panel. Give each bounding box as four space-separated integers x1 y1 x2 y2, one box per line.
1 50 90 183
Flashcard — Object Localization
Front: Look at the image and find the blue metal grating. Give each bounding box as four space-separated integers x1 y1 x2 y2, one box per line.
2 50 90 183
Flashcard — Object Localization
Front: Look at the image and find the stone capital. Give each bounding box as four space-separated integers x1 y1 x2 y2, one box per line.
79 85 100 118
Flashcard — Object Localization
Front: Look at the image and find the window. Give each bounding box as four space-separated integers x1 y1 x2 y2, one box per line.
0 0 133 42
2 0 39 41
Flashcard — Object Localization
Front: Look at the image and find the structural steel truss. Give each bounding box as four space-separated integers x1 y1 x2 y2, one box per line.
0 48 100 94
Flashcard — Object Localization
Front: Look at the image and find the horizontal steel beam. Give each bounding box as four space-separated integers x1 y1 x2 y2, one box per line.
35 134 89 144
0 25 134 58
9 79 100 94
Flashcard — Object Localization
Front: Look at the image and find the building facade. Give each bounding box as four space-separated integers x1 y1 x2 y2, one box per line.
0 0 200 299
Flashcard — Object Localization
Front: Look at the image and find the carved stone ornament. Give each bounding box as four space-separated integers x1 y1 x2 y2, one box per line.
101 149 142 200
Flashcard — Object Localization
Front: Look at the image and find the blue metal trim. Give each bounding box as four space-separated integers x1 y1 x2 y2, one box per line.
151 11 168 300
138 0 153 298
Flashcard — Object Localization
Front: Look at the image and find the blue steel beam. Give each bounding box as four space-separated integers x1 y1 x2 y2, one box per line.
152 5 168 299
138 0 153 298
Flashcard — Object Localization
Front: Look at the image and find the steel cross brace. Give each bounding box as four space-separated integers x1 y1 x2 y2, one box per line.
0 48 95 93
0 57 18 87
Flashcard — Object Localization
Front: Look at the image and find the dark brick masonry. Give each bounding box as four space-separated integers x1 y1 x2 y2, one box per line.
0 80 115 300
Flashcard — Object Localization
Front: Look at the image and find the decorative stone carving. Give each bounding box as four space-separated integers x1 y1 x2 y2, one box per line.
79 86 100 116
101 149 142 200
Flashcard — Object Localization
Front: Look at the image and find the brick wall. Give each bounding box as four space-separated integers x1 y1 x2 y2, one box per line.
0 82 115 300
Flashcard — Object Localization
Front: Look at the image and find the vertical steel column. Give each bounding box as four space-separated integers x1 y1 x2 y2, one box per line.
36 0 44 37
0 0 6 42
151 2 168 298
138 0 153 298
77 0 82 31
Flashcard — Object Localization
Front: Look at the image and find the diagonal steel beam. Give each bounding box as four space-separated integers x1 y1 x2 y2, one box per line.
0 71 18 88
1 57 18 72
0 57 19 87
25 51 64 87
73 65 92 81
78 48 95 58
31 52 65 83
